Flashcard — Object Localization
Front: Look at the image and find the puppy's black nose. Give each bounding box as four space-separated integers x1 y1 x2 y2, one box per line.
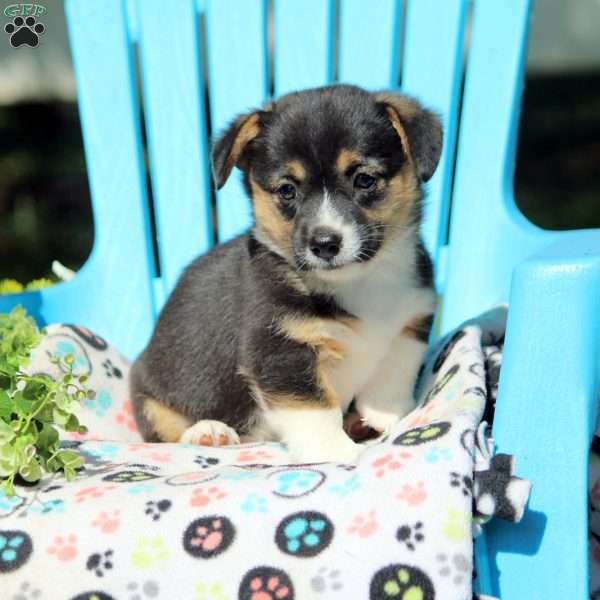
309 227 342 260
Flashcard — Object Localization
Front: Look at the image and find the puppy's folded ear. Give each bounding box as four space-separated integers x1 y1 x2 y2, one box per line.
375 93 443 182
212 109 268 189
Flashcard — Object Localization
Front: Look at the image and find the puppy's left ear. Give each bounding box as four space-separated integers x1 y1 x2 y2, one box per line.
375 93 443 182
212 109 268 189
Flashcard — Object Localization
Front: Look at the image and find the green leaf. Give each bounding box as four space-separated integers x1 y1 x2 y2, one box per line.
0 419 15 444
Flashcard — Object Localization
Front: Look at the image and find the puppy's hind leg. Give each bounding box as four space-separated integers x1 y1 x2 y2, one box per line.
180 420 241 446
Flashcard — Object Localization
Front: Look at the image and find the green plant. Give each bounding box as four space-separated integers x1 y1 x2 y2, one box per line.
0 306 89 496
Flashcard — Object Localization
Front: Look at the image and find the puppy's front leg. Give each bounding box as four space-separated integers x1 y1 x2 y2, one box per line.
356 314 432 433
266 406 360 464
243 316 360 464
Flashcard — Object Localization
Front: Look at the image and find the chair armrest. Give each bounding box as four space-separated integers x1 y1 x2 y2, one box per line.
485 229 600 599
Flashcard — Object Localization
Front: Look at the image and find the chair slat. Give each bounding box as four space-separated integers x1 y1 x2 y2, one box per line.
205 0 268 242
35 0 157 359
401 0 468 272
441 0 554 332
338 0 402 90
136 0 213 296
274 0 334 96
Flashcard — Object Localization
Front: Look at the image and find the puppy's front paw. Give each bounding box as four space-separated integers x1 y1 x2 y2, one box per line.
289 436 362 465
180 420 240 446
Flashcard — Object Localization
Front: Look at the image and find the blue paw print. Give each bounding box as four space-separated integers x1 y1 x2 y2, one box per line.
0 530 32 572
425 447 453 464
127 483 156 495
0 492 24 517
271 469 325 498
241 493 268 513
276 511 334 557
86 443 120 461
328 473 361 497
28 499 65 515
84 390 113 418
52 340 89 373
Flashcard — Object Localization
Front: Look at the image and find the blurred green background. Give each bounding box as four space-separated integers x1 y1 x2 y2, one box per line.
0 0 599 284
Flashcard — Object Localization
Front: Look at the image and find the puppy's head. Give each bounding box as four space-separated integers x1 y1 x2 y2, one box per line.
212 85 442 275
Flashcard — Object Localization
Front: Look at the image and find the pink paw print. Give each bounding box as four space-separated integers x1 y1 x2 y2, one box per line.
249 574 291 599
115 401 137 432
47 534 78 562
371 452 412 478
190 485 227 507
397 481 427 506
92 509 121 534
75 485 117 503
236 449 275 463
143 451 172 463
347 510 378 538
405 403 437 428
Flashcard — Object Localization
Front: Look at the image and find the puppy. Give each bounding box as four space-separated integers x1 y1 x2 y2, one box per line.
130 84 440 463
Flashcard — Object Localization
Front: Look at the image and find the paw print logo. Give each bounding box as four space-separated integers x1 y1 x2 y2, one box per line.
196 581 228 600
396 521 425 551
92 510 121 534
239 566 294 600
437 552 471 585
86 549 114 577
183 516 235 559
310 567 342 593
369 564 434 600
269 468 326 498
241 492 268 514
443 508 470 542
371 452 412 478
126 579 159 599
194 456 220 469
328 472 361 497
145 499 172 521
0 530 33 572
275 511 334 557
347 510 378 538
425 446 453 464
397 482 427 506
131 537 169 569
75 485 117 503
450 472 473 497
102 358 123 379
84 389 113 418
190 486 227 507
5 16 45 48
47 534 78 562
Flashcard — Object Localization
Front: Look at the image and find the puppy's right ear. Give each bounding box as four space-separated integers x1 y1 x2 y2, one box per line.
212 111 264 190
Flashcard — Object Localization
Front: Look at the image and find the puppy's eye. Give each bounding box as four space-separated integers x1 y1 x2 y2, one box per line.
277 183 296 201
354 173 376 190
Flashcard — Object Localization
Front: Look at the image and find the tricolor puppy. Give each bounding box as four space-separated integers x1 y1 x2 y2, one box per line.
130 84 441 463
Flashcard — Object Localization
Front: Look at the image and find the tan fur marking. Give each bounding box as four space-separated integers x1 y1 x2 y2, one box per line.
336 148 363 174
224 113 261 179
401 313 434 343
250 178 294 260
385 106 416 171
375 93 420 119
285 160 306 181
143 399 193 443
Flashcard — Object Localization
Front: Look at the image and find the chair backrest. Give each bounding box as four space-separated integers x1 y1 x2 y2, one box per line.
4 0 556 355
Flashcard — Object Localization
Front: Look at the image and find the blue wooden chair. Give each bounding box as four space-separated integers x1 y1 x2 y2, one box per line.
1 1 599 596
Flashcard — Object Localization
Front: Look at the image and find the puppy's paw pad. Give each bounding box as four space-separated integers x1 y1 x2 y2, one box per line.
180 421 240 446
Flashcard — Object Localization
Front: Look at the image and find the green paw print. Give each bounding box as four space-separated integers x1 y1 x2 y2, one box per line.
370 564 434 600
443 508 470 542
196 582 228 600
131 537 169 569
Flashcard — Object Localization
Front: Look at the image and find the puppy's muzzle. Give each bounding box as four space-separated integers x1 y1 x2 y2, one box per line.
309 227 342 261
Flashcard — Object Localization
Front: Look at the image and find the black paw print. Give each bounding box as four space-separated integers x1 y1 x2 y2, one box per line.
144 499 171 521
194 455 220 469
102 358 123 379
450 472 473 497
396 521 425 551
4 16 45 48
86 549 114 577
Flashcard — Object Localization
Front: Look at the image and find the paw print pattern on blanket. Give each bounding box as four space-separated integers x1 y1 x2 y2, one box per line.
347 510 378 538
191 486 227 507
370 564 435 600
131 537 169 569
393 422 451 446
183 517 235 559
126 580 160 599
275 512 334 557
371 452 413 478
310 567 343 593
92 510 121 533
397 482 427 506
0 530 32 573
269 468 326 498
239 567 294 600
47 534 78 562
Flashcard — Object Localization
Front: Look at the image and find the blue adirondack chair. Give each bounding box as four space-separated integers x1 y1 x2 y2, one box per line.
1 1 599 597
